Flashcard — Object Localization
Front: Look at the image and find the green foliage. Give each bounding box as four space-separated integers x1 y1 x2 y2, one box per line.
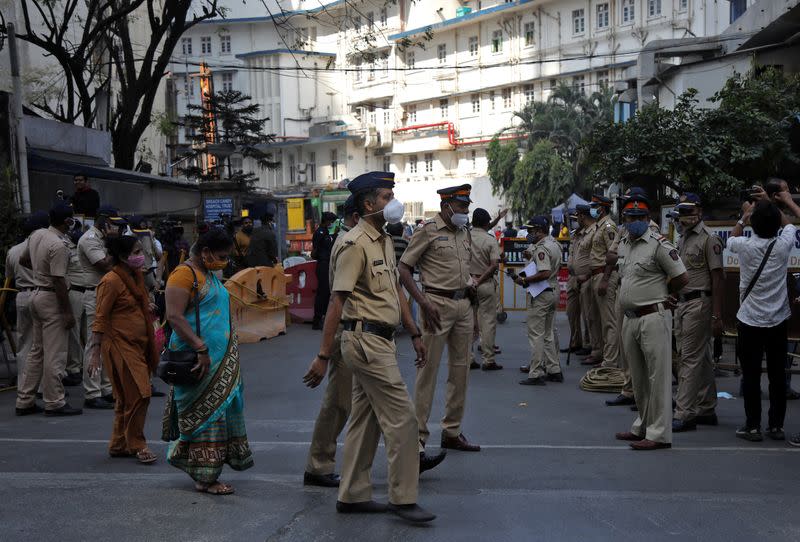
0 166 23 277
486 138 519 196
509 140 574 218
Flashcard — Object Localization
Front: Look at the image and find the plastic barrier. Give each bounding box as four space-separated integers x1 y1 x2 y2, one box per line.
285 261 318 323
225 266 291 343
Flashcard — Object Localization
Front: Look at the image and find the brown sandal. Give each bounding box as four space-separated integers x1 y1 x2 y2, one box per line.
136 449 157 464
194 481 234 495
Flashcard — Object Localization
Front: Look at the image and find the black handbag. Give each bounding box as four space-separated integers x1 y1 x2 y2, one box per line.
157 264 203 386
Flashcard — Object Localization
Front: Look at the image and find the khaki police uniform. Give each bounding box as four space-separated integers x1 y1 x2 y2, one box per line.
305 226 353 476
575 221 602 358
401 214 473 451
618 230 686 444
76 226 114 399
590 214 619 367
66 238 88 376
16 227 71 411
470 227 501 367
674 221 723 423
334 219 419 506
6 240 36 387
566 230 585 350
526 236 563 379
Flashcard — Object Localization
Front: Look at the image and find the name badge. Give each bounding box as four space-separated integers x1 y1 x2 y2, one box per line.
372 259 384 266
436 236 449 241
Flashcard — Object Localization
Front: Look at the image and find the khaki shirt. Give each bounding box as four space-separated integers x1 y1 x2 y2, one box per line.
5 240 35 289
400 213 471 291
469 227 501 276
77 226 108 287
332 220 401 327
618 229 686 311
573 223 596 276
328 225 350 285
24 226 70 288
65 238 90 289
678 221 723 292
530 235 563 290
590 215 617 269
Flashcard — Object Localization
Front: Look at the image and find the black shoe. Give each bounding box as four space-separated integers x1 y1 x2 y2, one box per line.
735 426 763 442
481 363 503 371
546 372 564 383
304 472 340 487
519 377 546 386
469 361 480 370
84 397 114 410
44 404 83 416
695 413 719 426
150 384 166 398
15 404 44 416
519 365 530 373
560 346 581 353
37 391 69 399
419 451 446 474
672 418 697 432
630 405 639 412
575 348 592 356
101 394 115 404
605 394 635 406
766 427 785 441
787 389 800 400
387 503 436 523
62 373 82 387
336 500 388 514
311 322 323 330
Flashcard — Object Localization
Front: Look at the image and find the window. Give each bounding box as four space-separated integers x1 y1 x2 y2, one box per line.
221 73 233 92
406 51 415 69
220 35 231 54
524 23 535 47
354 59 362 82
489 90 496 110
383 101 390 124
368 105 376 125
523 84 535 104
201 36 211 54
437 44 447 64
424 153 434 173
470 150 477 171
572 9 585 34
407 104 417 123
572 75 585 94
491 30 503 53
550 78 558 90
378 54 389 78
380 7 388 26
183 75 194 96
648 0 661 17
331 149 338 180
440 99 449 118
288 153 296 184
383 155 391 173
181 37 192 55
679 0 688 11
622 0 635 23
730 0 746 22
502 88 512 109
308 152 316 184
471 93 480 114
468 36 479 56
367 61 375 81
596 3 609 28
597 70 609 87
409 154 418 174
366 11 374 28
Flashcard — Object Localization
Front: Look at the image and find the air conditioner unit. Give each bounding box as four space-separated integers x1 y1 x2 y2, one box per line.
297 172 308 184
379 127 393 148
364 125 379 148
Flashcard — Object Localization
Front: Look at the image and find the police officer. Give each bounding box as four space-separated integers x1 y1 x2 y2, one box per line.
589 195 619 368
516 216 564 385
302 195 358 488
615 195 688 450
305 172 438 523
563 210 588 355
399 184 480 453
15 203 83 416
672 193 723 432
312 212 338 329
574 204 602 365
469 208 503 371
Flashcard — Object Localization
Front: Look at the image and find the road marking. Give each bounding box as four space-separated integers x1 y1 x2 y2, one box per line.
0 437 797 452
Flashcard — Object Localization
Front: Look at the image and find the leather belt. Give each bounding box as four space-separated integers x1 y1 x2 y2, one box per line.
678 290 712 303
35 287 55 292
18 287 36 292
425 287 470 300
69 286 96 293
341 320 396 341
591 266 606 276
624 302 668 319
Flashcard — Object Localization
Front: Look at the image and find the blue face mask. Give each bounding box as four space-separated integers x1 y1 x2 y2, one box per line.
626 220 648 238
589 208 600 219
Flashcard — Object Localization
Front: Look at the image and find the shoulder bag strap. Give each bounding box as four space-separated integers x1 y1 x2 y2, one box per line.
183 263 202 339
741 239 777 303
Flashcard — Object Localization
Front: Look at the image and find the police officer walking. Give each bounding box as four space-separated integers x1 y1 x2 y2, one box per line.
672 193 724 432
615 195 688 450
589 195 619 368
305 172 438 523
399 184 480 453
469 208 503 371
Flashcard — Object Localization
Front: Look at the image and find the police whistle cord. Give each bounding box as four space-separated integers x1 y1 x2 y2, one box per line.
579 367 625 393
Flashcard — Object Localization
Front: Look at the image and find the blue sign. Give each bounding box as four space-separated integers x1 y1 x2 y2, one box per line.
204 198 234 222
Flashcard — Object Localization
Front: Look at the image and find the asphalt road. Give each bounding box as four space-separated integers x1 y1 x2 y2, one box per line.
1 312 799 542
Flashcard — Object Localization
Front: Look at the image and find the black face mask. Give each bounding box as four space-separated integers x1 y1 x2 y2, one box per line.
242 226 253 234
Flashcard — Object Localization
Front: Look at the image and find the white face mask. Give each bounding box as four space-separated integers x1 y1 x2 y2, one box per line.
363 197 405 224
448 204 469 229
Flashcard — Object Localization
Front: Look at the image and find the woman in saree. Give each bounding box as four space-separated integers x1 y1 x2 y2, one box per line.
88 236 159 464
163 227 253 495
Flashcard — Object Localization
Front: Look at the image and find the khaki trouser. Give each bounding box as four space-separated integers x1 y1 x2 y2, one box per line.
674 296 717 421
16 290 69 410
476 279 498 366
526 290 560 378
623 308 673 444
108 357 151 455
14 291 34 388
616 293 634 398
306 325 352 475
580 279 603 358
79 290 113 399
338 328 419 505
415 295 473 450
566 277 582 349
66 289 85 376
592 272 620 368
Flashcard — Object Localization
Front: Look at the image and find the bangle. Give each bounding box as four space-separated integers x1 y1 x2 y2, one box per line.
711 315 721 320
737 219 746 227
317 353 331 361
195 346 209 354
411 333 422 340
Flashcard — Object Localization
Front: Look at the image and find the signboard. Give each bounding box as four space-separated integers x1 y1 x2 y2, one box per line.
204 198 233 222
502 238 530 266
705 221 800 270
287 198 306 232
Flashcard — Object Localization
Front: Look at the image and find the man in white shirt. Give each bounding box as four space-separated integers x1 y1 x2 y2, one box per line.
728 189 800 442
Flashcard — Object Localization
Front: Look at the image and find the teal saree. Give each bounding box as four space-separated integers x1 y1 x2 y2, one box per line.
162 271 254 483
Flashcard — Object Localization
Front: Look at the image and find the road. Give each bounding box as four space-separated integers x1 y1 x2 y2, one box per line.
1 312 799 542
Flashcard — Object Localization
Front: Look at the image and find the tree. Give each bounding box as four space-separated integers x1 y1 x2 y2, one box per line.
0 166 22 274
487 138 519 196
509 140 573 219
178 90 278 187
3 0 227 169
